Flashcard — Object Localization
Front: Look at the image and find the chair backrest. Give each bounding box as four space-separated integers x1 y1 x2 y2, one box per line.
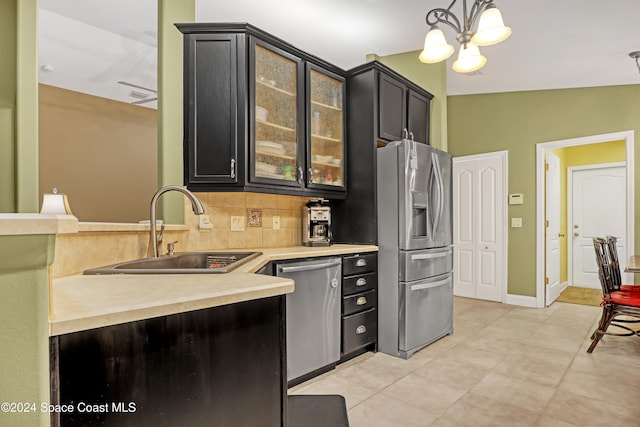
592 237 617 296
604 235 622 288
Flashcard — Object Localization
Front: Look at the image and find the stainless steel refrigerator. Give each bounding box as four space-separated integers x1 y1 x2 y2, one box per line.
376 138 453 359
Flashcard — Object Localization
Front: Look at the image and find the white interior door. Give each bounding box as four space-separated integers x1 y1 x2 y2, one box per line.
453 152 506 302
545 151 563 306
570 164 626 289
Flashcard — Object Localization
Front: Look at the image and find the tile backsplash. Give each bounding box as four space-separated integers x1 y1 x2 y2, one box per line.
184 192 315 251
51 192 317 278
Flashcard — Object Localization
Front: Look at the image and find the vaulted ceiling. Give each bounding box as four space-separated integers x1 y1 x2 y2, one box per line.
38 0 640 107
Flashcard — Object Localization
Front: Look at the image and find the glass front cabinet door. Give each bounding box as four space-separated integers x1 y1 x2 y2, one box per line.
250 40 304 188
306 64 346 192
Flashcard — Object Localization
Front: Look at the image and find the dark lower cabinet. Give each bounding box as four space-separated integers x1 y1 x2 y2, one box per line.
50 296 287 427
341 253 378 361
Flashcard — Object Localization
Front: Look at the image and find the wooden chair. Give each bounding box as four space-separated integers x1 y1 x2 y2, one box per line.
604 235 640 293
588 237 640 353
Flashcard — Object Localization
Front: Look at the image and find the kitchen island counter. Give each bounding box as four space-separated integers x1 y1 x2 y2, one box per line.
50 244 377 335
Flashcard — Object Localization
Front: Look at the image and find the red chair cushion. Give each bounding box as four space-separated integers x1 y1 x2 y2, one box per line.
608 291 640 307
620 284 640 292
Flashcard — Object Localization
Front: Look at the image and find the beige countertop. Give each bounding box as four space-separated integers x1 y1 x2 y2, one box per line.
50 244 377 336
0 213 78 235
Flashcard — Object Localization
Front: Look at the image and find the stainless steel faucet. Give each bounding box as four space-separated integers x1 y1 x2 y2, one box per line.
148 185 205 257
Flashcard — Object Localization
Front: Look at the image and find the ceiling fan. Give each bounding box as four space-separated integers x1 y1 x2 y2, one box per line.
117 80 157 105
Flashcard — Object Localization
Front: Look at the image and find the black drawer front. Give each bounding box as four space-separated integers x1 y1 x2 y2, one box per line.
343 272 377 295
342 308 377 354
343 290 377 316
343 253 377 276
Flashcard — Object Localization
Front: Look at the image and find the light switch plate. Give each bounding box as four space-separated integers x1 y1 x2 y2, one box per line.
272 216 281 230
509 194 524 205
511 217 523 228
230 216 245 231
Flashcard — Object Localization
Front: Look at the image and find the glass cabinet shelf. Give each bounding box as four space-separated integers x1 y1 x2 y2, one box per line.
311 100 342 111
257 80 296 97
256 119 295 133
311 134 342 143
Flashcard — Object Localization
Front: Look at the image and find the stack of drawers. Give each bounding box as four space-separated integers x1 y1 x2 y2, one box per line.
341 253 378 358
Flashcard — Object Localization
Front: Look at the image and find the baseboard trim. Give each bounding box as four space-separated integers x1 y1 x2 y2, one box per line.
505 293 538 308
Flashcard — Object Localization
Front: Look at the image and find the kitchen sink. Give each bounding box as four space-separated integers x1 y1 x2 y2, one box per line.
83 251 262 275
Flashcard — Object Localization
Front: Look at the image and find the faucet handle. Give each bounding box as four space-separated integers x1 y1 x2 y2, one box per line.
166 241 178 256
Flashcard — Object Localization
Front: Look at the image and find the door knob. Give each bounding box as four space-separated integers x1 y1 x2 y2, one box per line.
574 224 579 229
574 232 579 237
558 233 565 238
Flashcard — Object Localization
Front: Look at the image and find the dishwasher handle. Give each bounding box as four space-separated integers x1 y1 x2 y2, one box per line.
277 259 342 274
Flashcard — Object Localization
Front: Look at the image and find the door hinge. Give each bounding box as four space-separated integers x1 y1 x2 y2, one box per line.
545 162 549 171
545 277 549 285
545 219 549 227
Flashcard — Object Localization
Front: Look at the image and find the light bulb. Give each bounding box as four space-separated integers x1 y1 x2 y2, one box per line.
418 26 454 64
472 6 512 46
452 42 487 73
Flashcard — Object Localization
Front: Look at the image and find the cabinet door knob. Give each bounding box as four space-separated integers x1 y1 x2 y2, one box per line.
356 259 367 267
308 168 314 184
356 325 367 334
356 296 367 305
356 278 367 287
230 158 236 179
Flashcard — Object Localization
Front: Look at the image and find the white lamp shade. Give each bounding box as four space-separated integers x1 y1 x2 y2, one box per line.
452 42 487 73
418 27 454 64
40 193 73 215
471 6 512 46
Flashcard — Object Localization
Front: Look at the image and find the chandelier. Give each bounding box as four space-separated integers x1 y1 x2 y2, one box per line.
630 51 640 74
418 0 511 73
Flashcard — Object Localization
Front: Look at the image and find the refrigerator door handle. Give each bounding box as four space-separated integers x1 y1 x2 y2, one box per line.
410 251 450 261
430 152 444 238
410 278 450 292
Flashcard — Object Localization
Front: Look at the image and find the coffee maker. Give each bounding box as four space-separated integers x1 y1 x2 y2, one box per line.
302 200 331 246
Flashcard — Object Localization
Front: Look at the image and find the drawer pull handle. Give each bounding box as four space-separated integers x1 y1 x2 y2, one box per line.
356 296 367 305
356 259 367 267
356 325 367 334
356 278 367 287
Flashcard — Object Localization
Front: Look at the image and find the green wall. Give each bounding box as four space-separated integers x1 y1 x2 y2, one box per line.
0 235 55 427
157 0 195 223
0 0 17 212
448 85 640 297
16 0 39 213
376 51 448 151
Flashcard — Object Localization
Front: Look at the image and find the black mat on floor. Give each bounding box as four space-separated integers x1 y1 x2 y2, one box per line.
288 395 349 427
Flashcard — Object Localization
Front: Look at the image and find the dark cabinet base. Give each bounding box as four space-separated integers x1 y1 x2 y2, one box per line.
50 296 286 427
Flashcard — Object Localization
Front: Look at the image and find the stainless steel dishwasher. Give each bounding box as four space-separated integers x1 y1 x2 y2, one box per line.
276 257 342 383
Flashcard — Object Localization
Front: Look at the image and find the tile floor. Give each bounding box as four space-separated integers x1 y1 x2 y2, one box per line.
290 297 640 426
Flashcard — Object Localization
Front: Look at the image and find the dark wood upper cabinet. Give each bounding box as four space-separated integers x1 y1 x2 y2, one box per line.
378 69 432 145
378 73 407 142
407 89 430 145
177 23 346 199
183 33 244 185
